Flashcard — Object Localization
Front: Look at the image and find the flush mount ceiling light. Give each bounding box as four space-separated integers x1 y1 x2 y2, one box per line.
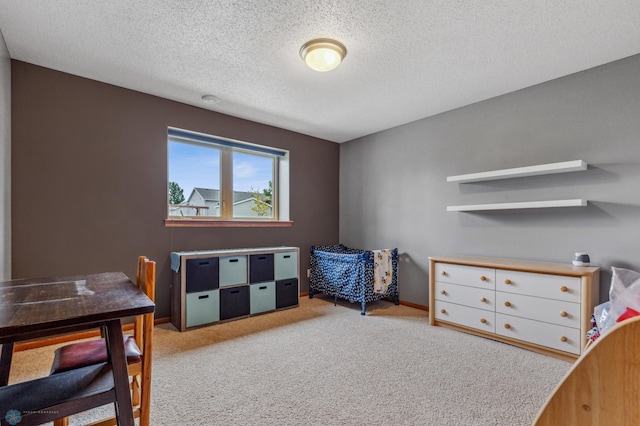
300 38 347 72
201 94 220 104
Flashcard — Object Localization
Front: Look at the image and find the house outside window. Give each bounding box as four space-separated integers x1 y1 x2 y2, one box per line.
167 128 289 225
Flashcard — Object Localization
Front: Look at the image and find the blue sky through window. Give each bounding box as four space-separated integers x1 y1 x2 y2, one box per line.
169 141 220 199
233 151 273 194
169 141 273 200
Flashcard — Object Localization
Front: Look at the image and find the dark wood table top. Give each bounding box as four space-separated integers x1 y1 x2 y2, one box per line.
0 272 155 344
0 271 154 425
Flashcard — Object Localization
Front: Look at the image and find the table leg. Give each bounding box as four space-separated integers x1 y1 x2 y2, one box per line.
0 342 14 387
104 320 134 426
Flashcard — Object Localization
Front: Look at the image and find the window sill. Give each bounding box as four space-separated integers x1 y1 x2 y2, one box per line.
165 219 293 228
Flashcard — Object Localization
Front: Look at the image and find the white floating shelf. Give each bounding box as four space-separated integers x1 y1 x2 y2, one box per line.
447 160 587 184
447 199 587 212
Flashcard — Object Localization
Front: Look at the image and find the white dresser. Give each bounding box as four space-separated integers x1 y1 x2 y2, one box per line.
429 256 600 361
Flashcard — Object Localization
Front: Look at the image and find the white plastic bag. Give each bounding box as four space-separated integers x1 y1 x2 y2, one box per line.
593 301 611 332
599 267 640 335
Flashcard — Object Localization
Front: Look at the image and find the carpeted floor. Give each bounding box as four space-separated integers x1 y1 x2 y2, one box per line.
9 296 570 425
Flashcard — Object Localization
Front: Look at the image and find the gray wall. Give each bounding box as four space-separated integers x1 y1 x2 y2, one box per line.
340 54 640 307
12 61 340 318
0 30 9 280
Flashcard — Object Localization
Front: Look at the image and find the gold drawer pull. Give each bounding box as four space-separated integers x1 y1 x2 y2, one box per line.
504 323 511 329
560 286 569 292
560 311 568 317
480 275 487 281
441 309 446 314
440 290 447 295
480 297 487 303
504 279 512 285
480 318 487 324
560 336 568 342
504 301 511 307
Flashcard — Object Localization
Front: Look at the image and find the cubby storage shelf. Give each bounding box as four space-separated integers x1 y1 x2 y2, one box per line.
447 199 587 212
446 160 587 184
170 246 299 331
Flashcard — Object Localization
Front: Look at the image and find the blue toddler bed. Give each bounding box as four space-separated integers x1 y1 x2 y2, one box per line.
309 244 399 315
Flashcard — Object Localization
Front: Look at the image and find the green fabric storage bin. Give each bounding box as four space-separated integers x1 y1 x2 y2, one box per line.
275 251 298 280
219 255 248 287
250 281 276 315
186 289 220 328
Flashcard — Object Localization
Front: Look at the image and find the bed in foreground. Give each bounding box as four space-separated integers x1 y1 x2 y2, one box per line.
309 244 399 315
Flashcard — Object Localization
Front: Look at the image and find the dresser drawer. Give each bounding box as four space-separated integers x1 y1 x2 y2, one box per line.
435 282 495 311
495 313 581 355
435 301 495 333
495 270 581 303
495 292 580 328
435 263 496 290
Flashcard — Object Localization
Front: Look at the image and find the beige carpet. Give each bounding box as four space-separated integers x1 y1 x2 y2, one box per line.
9 296 570 425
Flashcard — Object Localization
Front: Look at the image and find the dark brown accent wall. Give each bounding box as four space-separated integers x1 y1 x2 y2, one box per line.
11 61 340 318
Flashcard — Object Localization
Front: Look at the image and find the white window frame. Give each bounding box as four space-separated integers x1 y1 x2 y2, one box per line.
166 127 290 226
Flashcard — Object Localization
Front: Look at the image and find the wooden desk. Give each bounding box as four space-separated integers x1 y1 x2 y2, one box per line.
0 272 154 426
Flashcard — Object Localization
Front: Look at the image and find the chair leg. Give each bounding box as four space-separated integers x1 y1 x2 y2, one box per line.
139 369 152 426
140 394 150 426
132 375 141 406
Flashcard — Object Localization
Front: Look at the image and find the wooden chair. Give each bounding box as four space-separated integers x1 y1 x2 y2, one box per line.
533 315 640 425
51 256 156 426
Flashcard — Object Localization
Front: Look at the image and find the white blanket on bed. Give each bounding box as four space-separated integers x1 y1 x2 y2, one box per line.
373 249 393 294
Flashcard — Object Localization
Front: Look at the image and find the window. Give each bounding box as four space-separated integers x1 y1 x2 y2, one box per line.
167 128 290 225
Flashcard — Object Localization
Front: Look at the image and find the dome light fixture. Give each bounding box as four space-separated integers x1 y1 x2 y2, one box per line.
300 38 347 72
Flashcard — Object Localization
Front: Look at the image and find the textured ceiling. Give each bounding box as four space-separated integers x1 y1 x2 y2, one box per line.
1 1 640 143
